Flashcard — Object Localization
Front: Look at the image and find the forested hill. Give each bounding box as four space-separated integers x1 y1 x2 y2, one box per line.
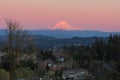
0 35 108 50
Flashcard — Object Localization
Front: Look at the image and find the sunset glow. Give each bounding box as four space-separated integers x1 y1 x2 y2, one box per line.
0 0 120 31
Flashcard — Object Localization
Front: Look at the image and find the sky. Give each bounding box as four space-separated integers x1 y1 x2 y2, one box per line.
0 0 120 31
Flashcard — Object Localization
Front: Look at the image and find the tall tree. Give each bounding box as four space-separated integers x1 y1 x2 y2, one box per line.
4 19 33 80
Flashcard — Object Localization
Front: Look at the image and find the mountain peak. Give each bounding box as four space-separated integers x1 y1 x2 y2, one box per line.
52 21 81 30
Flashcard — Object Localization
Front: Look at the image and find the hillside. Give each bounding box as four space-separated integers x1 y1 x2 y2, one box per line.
0 34 107 50
30 30 120 38
0 29 120 38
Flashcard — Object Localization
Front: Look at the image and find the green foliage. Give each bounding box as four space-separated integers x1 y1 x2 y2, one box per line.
0 69 9 80
15 67 34 79
48 70 55 77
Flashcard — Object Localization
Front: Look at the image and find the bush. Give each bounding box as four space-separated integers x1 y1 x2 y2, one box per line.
0 69 9 80
48 70 55 77
15 67 34 79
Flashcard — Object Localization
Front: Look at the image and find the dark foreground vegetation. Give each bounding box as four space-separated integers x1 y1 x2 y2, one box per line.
0 20 120 80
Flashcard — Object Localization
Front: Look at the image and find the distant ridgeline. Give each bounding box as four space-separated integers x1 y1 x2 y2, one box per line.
0 29 120 38
29 29 120 38
0 35 107 50
0 29 119 50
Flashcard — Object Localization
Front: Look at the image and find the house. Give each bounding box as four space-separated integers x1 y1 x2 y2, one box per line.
52 63 65 71
57 56 65 62
45 59 54 67
62 69 93 80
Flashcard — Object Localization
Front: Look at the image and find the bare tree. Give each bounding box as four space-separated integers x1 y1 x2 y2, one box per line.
4 19 33 80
